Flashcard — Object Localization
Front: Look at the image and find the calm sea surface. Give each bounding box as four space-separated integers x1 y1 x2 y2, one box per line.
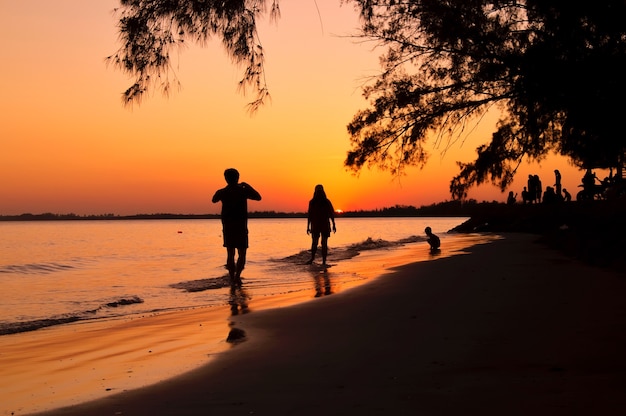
0 217 467 336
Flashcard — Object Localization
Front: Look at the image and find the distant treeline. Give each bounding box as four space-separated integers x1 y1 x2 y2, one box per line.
0 200 505 221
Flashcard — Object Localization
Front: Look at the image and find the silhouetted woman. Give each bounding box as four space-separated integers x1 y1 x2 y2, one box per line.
306 184 336 266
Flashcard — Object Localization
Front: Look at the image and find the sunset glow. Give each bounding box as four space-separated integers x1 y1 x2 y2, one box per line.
0 1 593 216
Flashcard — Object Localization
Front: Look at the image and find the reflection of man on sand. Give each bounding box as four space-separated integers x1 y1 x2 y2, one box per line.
228 286 250 315
212 168 261 287
425 227 441 252
314 273 333 298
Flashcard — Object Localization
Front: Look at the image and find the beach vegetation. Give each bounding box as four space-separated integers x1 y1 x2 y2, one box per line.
107 0 279 112
345 0 626 199
108 1 626 199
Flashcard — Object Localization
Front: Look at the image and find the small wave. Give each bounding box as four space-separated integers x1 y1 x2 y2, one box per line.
0 317 81 336
348 237 397 250
348 235 425 249
0 295 144 336
279 250 313 263
0 262 76 275
103 296 144 308
397 235 426 244
170 277 231 292
273 236 425 265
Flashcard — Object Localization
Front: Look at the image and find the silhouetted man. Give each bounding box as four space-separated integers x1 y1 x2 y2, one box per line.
212 168 261 286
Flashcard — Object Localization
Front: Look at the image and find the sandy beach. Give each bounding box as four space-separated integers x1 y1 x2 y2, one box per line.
7 232 626 415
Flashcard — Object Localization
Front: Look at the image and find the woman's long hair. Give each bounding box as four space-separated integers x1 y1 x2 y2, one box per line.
311 184 327 202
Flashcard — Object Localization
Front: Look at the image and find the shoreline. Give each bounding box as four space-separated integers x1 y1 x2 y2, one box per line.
5 232 626 415
2 233 482 415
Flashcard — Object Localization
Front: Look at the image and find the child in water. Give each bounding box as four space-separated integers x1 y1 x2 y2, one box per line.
425 227 440 251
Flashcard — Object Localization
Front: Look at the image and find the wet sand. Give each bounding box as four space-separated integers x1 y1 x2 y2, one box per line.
1 233 477 415
6 233 626 415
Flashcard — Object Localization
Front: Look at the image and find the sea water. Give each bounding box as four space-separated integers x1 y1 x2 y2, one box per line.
0 217 467 336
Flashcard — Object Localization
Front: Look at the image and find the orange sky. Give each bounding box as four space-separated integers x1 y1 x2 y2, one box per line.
0 0 592 215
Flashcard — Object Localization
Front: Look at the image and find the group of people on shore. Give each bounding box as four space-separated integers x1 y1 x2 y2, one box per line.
507 169 572 205
212 168 439 287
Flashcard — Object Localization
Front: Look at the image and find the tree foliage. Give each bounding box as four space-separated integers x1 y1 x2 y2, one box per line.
110 0 626 199
346 0 626 198
108 0 280 111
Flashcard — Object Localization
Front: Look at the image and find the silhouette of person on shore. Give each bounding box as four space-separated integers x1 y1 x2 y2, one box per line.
212 168 261 286
582 169 598 189
534 174 543 203
527 175 536 203
542 186 557 204
554 169 562 198
563 188 572 202
580 168 600 200
425 226 440 252
527 174 542 203
306 184 336 267
507 191 517 205
521 186 532 204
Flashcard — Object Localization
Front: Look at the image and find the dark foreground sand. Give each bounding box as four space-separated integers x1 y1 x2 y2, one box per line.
31 233 626 415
